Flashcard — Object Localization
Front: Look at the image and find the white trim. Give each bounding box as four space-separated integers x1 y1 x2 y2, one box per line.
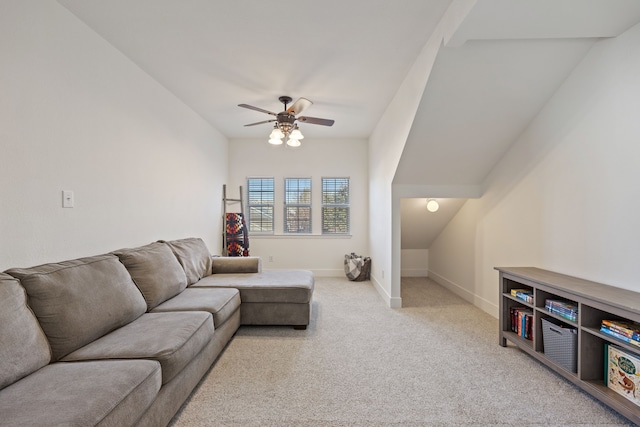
428 270 498 318
311 269 344 277
401 268 429 277
252 234 351 239
371 274 402 308
261 268 345 277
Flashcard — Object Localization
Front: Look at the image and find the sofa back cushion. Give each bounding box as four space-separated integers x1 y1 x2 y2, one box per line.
114 242 188 310
212 256 261 274
6 255 147 361
0 273 51 390
163 238 212 285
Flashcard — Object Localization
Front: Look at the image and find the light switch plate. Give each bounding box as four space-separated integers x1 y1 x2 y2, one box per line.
62 190 74 208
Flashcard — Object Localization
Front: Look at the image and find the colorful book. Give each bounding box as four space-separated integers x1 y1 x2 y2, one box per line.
602 319 640 341
605 344 640 407
601 325 640 347
545 299 578 322
516 291 533 304
510 306 533 340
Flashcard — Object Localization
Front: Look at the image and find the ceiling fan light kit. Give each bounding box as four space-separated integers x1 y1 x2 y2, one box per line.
239 95 335 147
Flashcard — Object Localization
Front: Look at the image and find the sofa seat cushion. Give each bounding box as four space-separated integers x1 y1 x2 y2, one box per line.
113 242 188 311
0 360 161 427
192 270 314 304
162 238 213 285
61 312 213 384
0 273 51 390
151 287 240 328
5 254 147 361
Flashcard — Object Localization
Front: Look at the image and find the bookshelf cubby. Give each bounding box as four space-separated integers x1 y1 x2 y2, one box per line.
496 267 640 425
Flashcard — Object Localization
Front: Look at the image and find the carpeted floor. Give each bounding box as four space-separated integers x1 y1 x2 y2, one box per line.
169 277 633 426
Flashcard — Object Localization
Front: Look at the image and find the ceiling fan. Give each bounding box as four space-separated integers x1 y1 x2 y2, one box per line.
238 96 335 147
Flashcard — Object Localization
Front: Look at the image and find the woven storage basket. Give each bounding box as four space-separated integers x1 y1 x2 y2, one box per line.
344 253 371 281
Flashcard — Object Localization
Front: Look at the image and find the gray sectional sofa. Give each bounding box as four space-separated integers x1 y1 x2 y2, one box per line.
0 237 314 427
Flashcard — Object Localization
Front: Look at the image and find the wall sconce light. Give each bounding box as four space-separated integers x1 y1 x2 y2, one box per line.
426 199 439 213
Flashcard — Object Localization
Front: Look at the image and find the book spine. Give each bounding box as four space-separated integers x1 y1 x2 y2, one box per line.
601 320 640 340
515 291 533 304
601 326 640 347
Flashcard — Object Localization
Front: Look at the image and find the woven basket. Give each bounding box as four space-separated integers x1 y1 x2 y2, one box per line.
344 253 371 281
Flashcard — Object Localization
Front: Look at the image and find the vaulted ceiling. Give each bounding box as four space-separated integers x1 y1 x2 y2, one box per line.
57 0 640 249
57 0 452 139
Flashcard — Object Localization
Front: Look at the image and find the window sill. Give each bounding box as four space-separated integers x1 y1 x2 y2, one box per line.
251 234 352 239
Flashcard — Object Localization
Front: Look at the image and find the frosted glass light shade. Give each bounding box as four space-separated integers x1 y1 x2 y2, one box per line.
286 138 301 147
289 128 304 140
268 137 283 145
269 128 285 139
426 199 439 212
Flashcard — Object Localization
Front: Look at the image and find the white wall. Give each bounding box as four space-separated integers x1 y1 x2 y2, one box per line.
369 0 477 307
227 138 368 276
429 21 640 318
0 1 228 270
401 249 429 277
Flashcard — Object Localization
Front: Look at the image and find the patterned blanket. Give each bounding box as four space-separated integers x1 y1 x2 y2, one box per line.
226 212 249 257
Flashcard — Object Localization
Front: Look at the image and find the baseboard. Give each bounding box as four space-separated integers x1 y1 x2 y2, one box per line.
370 274 402 308
310 269 345 277
262 268 343 277
428 270 498 318
401 268 429 277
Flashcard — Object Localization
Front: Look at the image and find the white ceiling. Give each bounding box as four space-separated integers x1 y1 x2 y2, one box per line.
56 0 640 250
57 0 452 139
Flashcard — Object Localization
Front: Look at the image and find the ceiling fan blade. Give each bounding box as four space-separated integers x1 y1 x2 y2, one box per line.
297 116 335 126
286 97 313 116
238 104 278 116
244 119 276 127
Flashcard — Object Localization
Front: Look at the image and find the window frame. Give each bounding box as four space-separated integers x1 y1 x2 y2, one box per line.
246 177 275 234
283 177 312 234
321 177 350 235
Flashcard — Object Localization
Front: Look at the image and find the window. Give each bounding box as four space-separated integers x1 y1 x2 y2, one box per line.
284 178 312 233
247 177 274 233
322 177 350 234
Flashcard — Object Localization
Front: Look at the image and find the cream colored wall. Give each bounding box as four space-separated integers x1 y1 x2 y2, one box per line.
0 1 228 269
429 21 640 318
401 249 429 277
227 138 369 276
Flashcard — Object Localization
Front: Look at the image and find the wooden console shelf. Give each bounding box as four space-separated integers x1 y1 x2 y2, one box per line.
496 267 640 425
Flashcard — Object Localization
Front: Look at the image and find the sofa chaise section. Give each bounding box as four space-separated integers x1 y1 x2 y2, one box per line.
193 256 315 329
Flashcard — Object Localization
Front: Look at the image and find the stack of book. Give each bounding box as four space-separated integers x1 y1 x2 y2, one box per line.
510 288 533 304
545 299 578 322
510 306 533 340
601 319 640 348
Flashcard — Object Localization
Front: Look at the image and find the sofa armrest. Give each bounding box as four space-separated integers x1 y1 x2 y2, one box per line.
211 256 262 274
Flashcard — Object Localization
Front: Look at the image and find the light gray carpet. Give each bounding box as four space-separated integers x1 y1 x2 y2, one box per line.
169 277 632 426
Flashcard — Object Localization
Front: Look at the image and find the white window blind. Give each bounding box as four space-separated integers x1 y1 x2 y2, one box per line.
284 178 312 233
322 177 350 234
247 177 274 233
